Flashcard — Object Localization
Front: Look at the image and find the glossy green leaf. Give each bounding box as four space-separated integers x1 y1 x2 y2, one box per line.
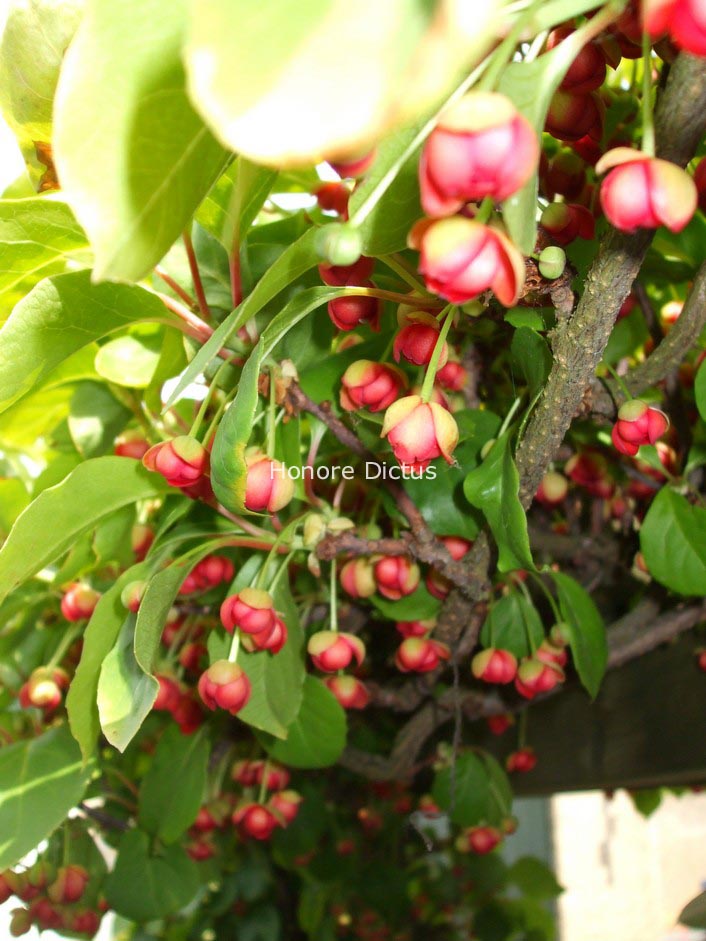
95 334 162 388
480 592 545 659
0 0 84 186
164 226 320 407
507 857 563 899
695 359 706 423
551 571 607 698
138 726 209 843
104 829 200 923
463 431 535 573
53 0 229 281
0 458 165 605
680 891 706 930
67 562 150 760
68 382 131 457
0 478 29 538
0 724 94 869
510 327 552 399
197 157 277 250
0 270 180 413
97 613 159 752
370 584 441 621
259 676 346 768
641 487 706 596
432 751 512 828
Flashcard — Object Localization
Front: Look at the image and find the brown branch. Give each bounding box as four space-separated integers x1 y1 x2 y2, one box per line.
516 52 706 506
79 802 129 832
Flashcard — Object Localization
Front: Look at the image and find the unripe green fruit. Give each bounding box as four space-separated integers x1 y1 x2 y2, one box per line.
538 246 566 280
315 223 363 266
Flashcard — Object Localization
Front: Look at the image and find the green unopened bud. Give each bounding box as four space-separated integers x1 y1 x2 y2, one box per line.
461 300 485 317
303 514 326 548
327 517 356 534
538 246 566 280
315 223 363 266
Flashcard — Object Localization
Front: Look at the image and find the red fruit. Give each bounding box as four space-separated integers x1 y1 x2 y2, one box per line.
68 910 101 936
29 898 64 931
173 693 205 734
329 149 376 178
315 182 349 216
114 432 150 459
47 865 89 904
395 618 436 638
643 0 706 57
487 713 514 736
535 470 569 507
153 674 181 712
0 872 12 904
244 453 295 513
565 451 615 498
24 667 68 711
10 907 33 937
197 660 251 715
695 157 706 214
340 360 406 412
546 89 603 142
471 648 518 684
697 650 706 672
220 588 276 635
417 217 525 307
340 557 376 599
131 523 154 561
393 312 448 367
327 288 381 332
179 642 207 673
381 395 458 471
514 657 565 700
307 630 365 672
546 27 607 93
373 555 420 600
426 535 471 599
612 399 669 456
142 436 209 489
187 837 216 861
233 802 280 840
180 554 235 594
60 583 101 622
506 747 538 774
395 636 450 673
540 202 595 246
544 150 586 199
318 256 374 286
324 674 370 709
232 759 259 786
241 615 288 654
536 638 569 669
435 359 467 391
420 92 538 215
121 579 145 613
269 790 303 825
458 826 502 855
596 148 697 233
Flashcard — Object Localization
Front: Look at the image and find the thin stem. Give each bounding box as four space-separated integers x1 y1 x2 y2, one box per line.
153 291 214 343
182 229 211 320
420 305 455 402
349 286 442 310
641 33 656 157
329 560 339 633
267 366 277 457
227 629 241 664
380 254 430 295
603 361 632 401
477 0 543 92
473 196 495 225
268 550 296 595
154 266 198 309
47 623 82 671
497 396 523 440
230 247 242 309
530 570 562 623
516 582 538 655
189 358 232 440
257 760 270 805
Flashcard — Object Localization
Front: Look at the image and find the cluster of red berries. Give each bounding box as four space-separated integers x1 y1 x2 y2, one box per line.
1 864 100 938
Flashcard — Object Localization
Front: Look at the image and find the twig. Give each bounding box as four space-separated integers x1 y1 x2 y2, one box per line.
183 229 211 321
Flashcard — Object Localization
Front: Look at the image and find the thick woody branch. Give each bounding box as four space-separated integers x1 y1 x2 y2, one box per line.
516 53 706 506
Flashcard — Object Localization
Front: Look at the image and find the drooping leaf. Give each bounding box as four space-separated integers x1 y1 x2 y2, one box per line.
641 488 706 596
94 334 163 389
510 327 552 399
551 571 607 699
0 458 165 605
0 271 181 413
0 724 94 869
97 614 160 752
432 751 512 828
695 359 706 423
104 829 200 923
463 431 535 573
67 563 151 760
680 891 706 930
370 584 441 621
197 157 278 251
138 726 209 843
259 676 346 768
479 592 545 659
507 857 564 899
0 0 85 187
53 0 229 281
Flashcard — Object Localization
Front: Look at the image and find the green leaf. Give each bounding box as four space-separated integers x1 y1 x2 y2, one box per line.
0 270 180 413
68 382 131 457
480 592 545 659
197 157 277 250
104 829 200 923
95 334 163 388
67 562 151 760
630 788 663 818
695 359 706 423
138 726 209 843
0 0 84 187
510 327 552 399
348 126 422 254
551 571 607 698
603 308 649 366
0 198 89 313
680 891 706 930
507 857 563 900
0 724 94 869
165 226 320 407
53 0 228 282
432 751 512 828
0 478 29 538
259 676 346 769
641 488 706 595
0 457 165 605
463 431 535 573
370 584 441 621
237 576 306 739
500 24 602 253
97 614 159 752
